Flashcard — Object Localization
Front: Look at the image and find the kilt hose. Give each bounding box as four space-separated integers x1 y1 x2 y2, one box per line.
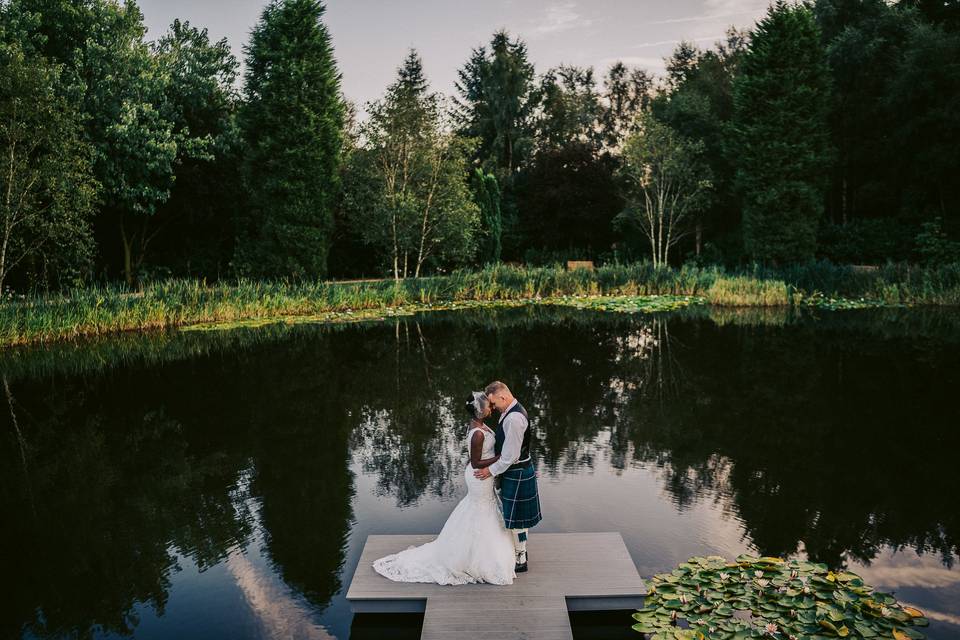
498 460 542 529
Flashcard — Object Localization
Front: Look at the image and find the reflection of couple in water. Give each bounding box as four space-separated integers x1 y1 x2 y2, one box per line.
373 381 541 585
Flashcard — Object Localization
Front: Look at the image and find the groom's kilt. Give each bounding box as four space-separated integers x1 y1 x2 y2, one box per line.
499 460 542 529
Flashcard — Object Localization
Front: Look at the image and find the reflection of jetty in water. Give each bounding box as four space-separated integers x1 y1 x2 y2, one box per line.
1 306 958 638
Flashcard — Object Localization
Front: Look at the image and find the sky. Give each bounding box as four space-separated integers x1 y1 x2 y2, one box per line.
137 0 771 111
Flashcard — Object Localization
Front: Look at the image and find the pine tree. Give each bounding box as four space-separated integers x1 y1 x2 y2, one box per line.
455 30 538 179
235 0 345 279
732 1 833 264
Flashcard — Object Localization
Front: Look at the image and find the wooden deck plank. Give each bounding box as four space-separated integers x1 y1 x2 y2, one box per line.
421 595 573 640
347 532 645 639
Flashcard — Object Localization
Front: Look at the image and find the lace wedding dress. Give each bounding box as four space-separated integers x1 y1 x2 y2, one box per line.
372 426 516 585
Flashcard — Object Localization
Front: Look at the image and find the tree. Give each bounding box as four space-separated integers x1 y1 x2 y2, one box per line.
536 65 603 150
234 0 345 280
814 0 909 226
455 30 538 180
653 29 748 258
516 141 621 258
617 112 712 267
9 0 179 286
513 64 621 259
0 45 97 291
731 1 833 264
885 18 960 227
343 50 479 278
150 19 241 278
472 168 502 264
665 40 702 90
600 61 654 149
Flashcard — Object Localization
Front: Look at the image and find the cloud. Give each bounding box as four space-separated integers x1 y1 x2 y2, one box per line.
704 0 769 12
598 56 667 72
648 9 760 25
530 1 593 38
632 35 726 49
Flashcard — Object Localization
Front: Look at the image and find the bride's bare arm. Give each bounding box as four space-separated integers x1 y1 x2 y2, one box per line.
470 430 500 469
473 454 500 469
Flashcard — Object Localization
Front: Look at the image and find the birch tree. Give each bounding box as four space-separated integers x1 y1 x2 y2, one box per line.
343 50 479 279
617 113 712 267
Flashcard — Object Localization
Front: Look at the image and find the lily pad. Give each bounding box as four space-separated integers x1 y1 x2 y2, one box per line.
635 556 928 639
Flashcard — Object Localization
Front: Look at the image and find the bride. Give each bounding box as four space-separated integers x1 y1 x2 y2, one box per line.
372 392 517 585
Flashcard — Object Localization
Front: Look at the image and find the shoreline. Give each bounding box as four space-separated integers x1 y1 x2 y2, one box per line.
2 262 957 347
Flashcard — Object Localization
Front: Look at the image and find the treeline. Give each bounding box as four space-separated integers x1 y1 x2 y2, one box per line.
1 0 958 293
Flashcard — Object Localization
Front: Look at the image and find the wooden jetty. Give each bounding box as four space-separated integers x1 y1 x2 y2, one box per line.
346 532 647 640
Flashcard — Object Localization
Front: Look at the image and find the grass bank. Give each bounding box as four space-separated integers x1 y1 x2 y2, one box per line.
1 261 958 346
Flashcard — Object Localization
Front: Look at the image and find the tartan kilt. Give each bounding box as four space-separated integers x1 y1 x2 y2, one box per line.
498 461 542 529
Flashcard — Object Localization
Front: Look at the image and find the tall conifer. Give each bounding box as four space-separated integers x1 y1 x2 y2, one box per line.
732 1 833 264
235 0 345 279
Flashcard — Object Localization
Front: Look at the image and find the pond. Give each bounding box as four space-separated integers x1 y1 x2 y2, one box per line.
2 306 959 639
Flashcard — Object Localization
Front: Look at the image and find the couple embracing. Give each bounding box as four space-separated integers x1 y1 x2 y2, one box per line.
373 381 542 585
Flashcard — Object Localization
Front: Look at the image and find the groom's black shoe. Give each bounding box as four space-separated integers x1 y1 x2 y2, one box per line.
515 552 528 573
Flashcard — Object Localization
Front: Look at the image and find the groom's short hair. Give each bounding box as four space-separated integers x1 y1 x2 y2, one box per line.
485 381 509 396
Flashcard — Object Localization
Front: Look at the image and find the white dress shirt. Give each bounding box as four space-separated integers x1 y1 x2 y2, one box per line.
488 399 528 477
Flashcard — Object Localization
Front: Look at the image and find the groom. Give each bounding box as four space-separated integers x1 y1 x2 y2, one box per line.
474 381 542 573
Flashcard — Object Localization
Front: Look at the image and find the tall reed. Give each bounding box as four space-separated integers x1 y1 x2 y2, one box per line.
1 261 957 346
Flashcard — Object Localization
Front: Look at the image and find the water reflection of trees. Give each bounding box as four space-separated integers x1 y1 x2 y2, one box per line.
2 306 959 638
0 334 357 638
616 317 960 569
343 309 960 572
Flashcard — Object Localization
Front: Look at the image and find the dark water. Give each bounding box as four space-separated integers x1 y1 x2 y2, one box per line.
2 306 959 639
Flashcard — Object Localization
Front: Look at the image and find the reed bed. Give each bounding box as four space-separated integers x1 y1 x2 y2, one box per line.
1 261 958 346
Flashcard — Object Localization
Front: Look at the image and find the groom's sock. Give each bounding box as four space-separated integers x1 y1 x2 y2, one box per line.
514 529 528 565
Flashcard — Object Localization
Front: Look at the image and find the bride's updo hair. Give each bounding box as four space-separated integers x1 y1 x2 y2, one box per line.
465 391 489 420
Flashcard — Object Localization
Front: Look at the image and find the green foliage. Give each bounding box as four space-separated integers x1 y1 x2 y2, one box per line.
915 217 960 265
654 28 748 257
64 0 179 286
516 141 622 256
884 18 960 222
817 219 915 263
600 61 653 148
3 261 959 346
234 0 345 280
0 44 97 291
536 65 603 150
342 50 480 278
1 0 958 289
732 1 834 264
149 19 241 278
634 555 929 639
514 63 622 256
455 30 538 179
814 0 908 225
618 112 713 267
472 169 502 264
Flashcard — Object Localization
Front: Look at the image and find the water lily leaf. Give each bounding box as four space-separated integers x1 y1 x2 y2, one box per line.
819 619 842 635
854 622 878 637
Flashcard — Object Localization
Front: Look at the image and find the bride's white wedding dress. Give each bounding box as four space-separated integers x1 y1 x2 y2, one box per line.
372 425 516 585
